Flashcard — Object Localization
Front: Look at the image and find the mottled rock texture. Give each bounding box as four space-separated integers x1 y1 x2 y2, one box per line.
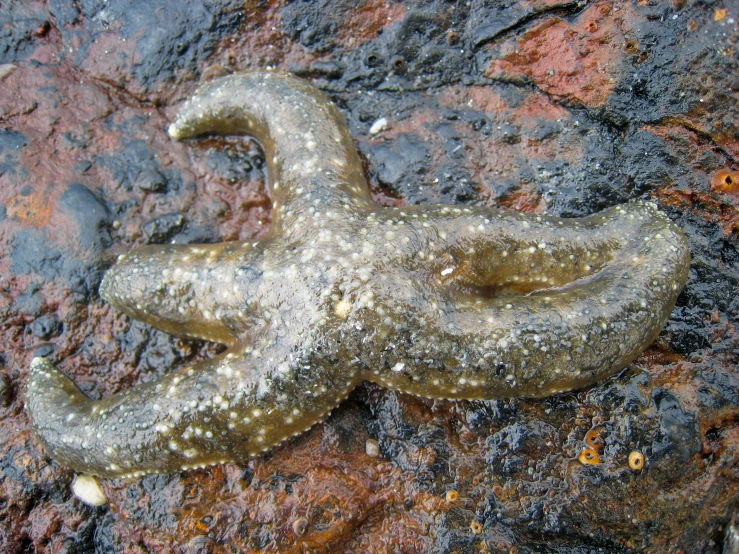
0 0 737 553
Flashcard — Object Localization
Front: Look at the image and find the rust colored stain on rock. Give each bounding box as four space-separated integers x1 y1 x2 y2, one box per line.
647 123 739 235
336 0 406 48
5 188 55 228
205 1 328 84
437 85 583 212
657 186 739 237
103 431 394 552
485 1 625 107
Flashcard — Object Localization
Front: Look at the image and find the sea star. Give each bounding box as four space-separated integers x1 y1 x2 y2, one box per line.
25 70 690 478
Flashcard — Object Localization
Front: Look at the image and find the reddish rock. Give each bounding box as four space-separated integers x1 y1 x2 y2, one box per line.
484 1 626 107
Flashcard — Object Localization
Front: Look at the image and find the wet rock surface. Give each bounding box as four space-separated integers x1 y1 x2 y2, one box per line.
0 0 737 552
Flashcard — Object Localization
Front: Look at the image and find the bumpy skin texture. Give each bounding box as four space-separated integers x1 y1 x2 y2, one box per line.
25 70 690 478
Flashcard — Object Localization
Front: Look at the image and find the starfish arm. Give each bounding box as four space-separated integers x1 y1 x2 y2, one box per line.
366 203 690 399
100 241 266 345
381 202 686 296
168 70 374 228
25 343 358 478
